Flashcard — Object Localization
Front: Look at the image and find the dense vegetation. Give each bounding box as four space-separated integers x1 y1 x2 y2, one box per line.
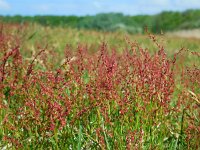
1 9 200 34
0 23 199 149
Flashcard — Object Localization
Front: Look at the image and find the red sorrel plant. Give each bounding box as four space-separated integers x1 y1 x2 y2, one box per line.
0 24 199 149
65 36 179 148
176 52 200 149
0 25 72 147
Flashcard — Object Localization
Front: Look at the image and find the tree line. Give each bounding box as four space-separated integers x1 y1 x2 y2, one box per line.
1 9 200 34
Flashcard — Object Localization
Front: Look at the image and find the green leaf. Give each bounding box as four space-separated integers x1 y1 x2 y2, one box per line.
65 88 71 96
77 123 83 150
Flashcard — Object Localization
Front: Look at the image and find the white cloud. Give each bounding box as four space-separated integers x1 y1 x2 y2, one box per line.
138 0 170 6
93 1 102 9
173 0 200 8
36 4 51 12
0 0 10 10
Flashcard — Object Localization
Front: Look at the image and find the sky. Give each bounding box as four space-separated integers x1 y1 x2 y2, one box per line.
0 0 200 16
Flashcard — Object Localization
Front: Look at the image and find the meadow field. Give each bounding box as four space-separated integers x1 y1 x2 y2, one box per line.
0 23 199 149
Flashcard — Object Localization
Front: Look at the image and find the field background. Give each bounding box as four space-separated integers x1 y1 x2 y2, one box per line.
0 9 200 150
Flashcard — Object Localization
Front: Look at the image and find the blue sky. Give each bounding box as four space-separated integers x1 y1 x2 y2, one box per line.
0 0 200 16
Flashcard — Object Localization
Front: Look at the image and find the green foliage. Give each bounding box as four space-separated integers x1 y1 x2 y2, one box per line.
1 9 200 33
